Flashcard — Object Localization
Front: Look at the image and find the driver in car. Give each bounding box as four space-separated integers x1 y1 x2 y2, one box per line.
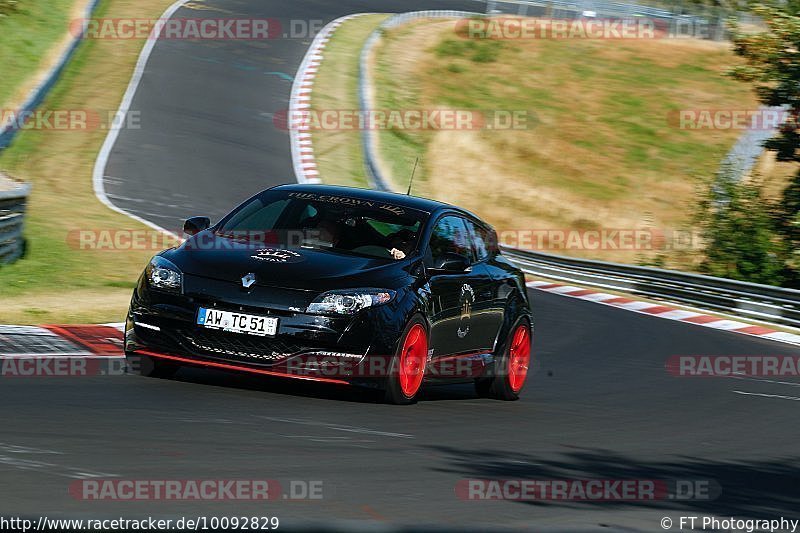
387 229 416 260
309 211 412 261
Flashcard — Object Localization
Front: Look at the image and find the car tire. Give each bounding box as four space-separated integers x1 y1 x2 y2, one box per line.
126 353 179 379
384 315 428 405
476 317 531 401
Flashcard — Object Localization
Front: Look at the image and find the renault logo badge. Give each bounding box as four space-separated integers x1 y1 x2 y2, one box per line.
242 273 257 289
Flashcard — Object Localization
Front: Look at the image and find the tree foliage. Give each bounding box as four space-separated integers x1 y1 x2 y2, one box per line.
720 0 800 286
697 175 789 285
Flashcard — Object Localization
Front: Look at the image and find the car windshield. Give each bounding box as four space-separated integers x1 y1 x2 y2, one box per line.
216 190 428 260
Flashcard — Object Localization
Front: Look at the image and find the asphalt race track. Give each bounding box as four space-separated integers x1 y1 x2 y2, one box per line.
5 0 800 530
3 291 800 530
101 0 482 231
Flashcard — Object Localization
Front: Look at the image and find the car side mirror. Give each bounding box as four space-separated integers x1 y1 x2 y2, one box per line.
183 216 211 236
431 252 471 273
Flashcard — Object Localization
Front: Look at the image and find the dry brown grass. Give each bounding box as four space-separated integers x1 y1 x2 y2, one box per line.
754 151 800 201
369 19 766 266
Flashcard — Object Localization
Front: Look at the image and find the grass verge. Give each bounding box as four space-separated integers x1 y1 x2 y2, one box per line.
310 14 390 188
313 16 789 270
373 20 765 267
0 0 176 325
0 0 83 110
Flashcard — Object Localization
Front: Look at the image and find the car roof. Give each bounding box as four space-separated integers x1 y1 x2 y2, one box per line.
272 183 461 216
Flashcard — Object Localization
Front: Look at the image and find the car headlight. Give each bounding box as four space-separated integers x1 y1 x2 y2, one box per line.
306 288 396 315
145 256 182 293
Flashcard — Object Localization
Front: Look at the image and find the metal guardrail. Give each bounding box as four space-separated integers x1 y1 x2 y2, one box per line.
503 246 800 328
356 10 800 329
359 11 800 327
485 0 739 41
0 0 101 151
0 181 31 265
0 1 100 268
359 10 483 192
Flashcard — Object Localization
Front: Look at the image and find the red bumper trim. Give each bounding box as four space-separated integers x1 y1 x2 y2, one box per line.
134 349 350 385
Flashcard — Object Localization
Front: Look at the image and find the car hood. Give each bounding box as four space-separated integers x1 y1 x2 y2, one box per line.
163 232 411 291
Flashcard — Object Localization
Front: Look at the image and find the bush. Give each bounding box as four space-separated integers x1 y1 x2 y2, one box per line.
434 39 469 58
471 41 503 63
727 1 800 288
697 174 789 286
434 38 504 63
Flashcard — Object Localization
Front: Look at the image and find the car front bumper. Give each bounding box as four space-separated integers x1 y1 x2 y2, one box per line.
125 275 410 384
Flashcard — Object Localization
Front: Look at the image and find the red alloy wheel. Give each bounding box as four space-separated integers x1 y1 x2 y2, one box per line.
507 325 531 393
398 324 427 398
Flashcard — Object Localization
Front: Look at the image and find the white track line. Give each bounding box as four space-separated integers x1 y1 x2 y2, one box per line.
91 0 192 239
287 15 800 350
85 11 798 355
528 280 800 347
732 390 800 402
0 326 58 336
289 14 373 185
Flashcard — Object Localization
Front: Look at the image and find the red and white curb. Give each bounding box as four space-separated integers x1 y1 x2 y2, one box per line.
3 17 365 358
11 12 799 357
4 282 800 357
527 280 800 347
289 14 373 185
0 324 124 357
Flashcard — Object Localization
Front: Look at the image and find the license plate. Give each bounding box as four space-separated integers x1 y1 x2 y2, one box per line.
197 308 278 337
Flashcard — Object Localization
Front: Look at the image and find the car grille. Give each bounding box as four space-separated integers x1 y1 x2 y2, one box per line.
177 329 309 366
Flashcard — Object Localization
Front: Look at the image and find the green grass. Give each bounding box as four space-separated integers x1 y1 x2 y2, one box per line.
364 22 763 267
0 0 76 108
309 14 390 188
0 6 376 324
302 16 767 268
433 38 505 62
0 0 177 324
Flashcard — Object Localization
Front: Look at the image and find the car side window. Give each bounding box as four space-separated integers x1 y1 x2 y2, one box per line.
464 219 492 262
223 199 289 232
426 215 472 267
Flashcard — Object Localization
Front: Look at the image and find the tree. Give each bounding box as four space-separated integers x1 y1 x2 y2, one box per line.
698 175 788 285
728 0 800 286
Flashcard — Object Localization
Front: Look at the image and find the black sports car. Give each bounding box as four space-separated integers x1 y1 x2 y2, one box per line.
125 184 532 404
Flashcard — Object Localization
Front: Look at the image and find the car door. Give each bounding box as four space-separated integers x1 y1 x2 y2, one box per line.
462 218 505 351
425 215 482 359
